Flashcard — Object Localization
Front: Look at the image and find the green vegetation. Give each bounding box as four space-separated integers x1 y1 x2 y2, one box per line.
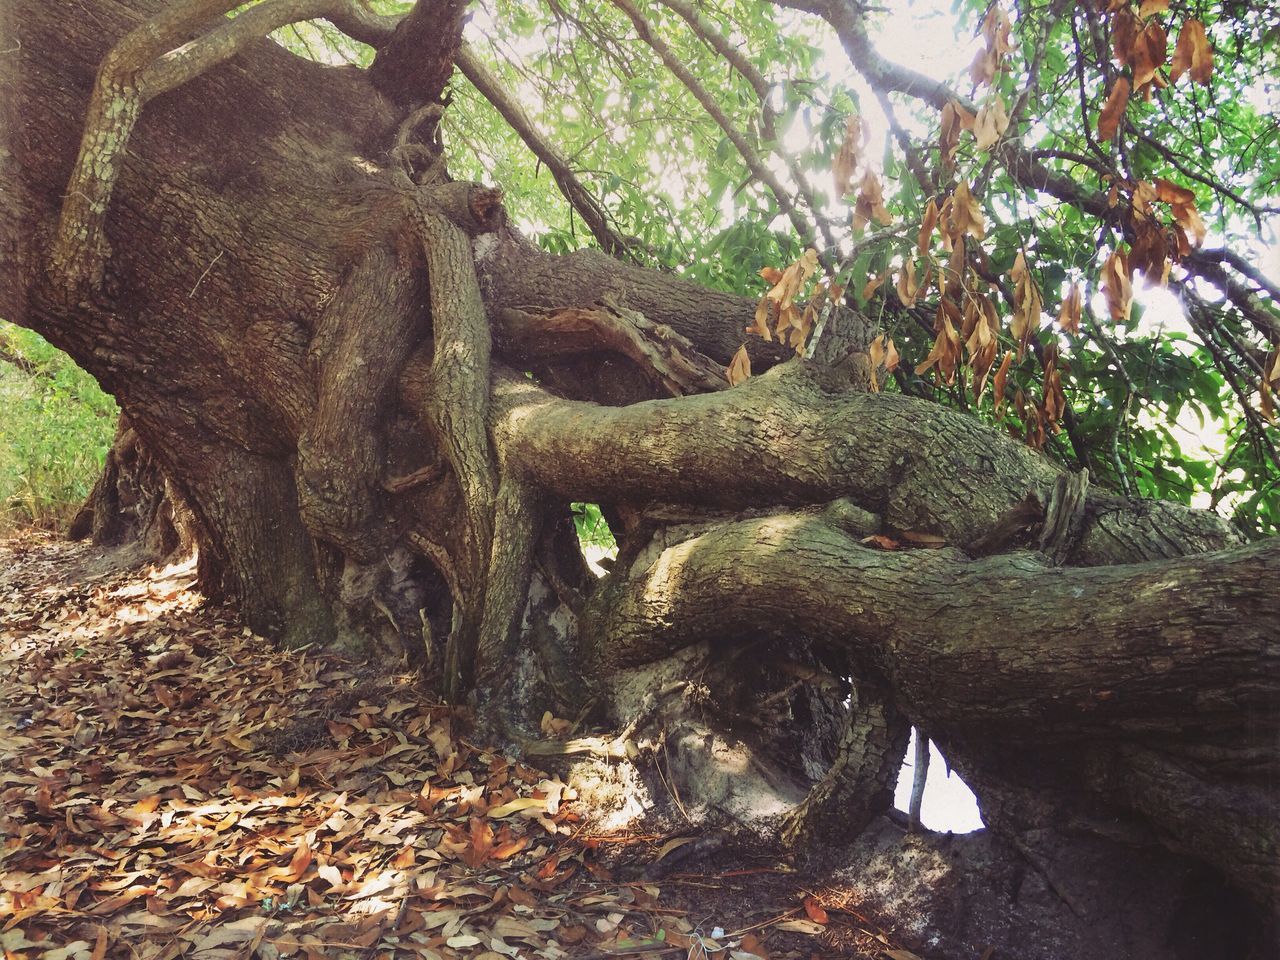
0 322 117 533
276 0 1279 535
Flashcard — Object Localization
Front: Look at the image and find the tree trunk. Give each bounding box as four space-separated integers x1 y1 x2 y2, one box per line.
2 2 1276 953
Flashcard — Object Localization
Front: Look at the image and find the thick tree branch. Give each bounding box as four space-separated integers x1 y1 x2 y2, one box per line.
366 0 467 107
50 0 418 296
488 363 1241 565
583 510 1279 897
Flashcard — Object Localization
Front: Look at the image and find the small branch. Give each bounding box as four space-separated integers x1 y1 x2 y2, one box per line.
0 343 40 378
655 0 840 251
1187 248 1280 313
456 43 637 259
610 0 829 268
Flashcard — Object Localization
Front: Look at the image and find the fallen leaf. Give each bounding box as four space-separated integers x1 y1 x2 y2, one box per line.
775 919 825 935
803 896 829 924
654 836 698 861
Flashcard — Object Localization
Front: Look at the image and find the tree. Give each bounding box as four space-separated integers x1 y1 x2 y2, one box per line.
2 0 1277 953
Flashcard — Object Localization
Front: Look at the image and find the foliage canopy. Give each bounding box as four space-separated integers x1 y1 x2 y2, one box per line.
273 0 1280 532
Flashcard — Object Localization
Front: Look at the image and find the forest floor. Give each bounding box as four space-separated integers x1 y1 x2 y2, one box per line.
0 532 925 960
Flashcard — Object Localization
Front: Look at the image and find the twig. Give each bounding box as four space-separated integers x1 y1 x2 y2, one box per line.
188 250 223 297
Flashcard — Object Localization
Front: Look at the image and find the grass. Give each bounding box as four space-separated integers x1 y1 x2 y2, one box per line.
0 321 118 534
0 322 622 559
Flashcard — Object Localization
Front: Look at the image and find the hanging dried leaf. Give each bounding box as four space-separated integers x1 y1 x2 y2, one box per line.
747 297 772 341
1009 251 1043 359
896 259 921 307
1169 196 1206 250
940 100 975 171
833 115 865 197
1112 7 1140 66
1097 78 1130 142
966 299 1000 402
1130 22 1168 93
1131 179 1157 218
973 94 1010 152
867 333 900 393
1101 248 1134 322
1171 18 1213 85
726 343 751 386
1129 218 1170 283
1057 283 1082 334
993 350 1014 412
918 198 940 256
1154 178 1196 207
982 5 1015 58
883 335 900 372
853 169 893 232
970 47 998 86
915 309 962 384
1139 0 1170 17
950 180 986 241
861 269 888 301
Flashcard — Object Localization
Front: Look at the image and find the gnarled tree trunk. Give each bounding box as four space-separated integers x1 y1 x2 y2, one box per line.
1 2 1275 955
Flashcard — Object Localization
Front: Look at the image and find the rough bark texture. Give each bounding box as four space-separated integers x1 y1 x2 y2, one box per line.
67 415 194 561
2 2 1277 954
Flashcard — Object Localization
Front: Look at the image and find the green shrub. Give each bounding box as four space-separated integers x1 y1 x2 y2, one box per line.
0 322 118 533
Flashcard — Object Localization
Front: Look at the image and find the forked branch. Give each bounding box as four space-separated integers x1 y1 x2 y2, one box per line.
51 0 410 296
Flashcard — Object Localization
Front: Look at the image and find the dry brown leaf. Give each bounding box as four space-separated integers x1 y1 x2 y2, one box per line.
1057 283 1082 334
1130 22 1169 93
727 344 752 386
896 259 921 307
1171 18 1213 84
802 896 829 924
1097 77 1130 142
1009 251 1043 359
775 919 825 935
993 350 1015 412
1139 0 1170 16
861 534 901 550
950 180 986 242
1112 7 1140 65
654 836 699 861
854 169 893 232
833 115 865 197
1101 247 1134 321
918 198 940 256
940 100 975 170
973 95 1009 152
914 310 962 384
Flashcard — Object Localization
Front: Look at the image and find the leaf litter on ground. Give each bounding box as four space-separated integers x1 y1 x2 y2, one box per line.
0 533 917 960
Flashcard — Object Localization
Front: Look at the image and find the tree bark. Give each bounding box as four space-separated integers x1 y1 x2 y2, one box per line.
2 1 1277 950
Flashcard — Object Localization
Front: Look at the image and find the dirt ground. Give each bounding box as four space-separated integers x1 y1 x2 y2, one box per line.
0 532 926 960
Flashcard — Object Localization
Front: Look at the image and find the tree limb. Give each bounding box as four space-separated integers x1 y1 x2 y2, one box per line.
456 43 638 259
